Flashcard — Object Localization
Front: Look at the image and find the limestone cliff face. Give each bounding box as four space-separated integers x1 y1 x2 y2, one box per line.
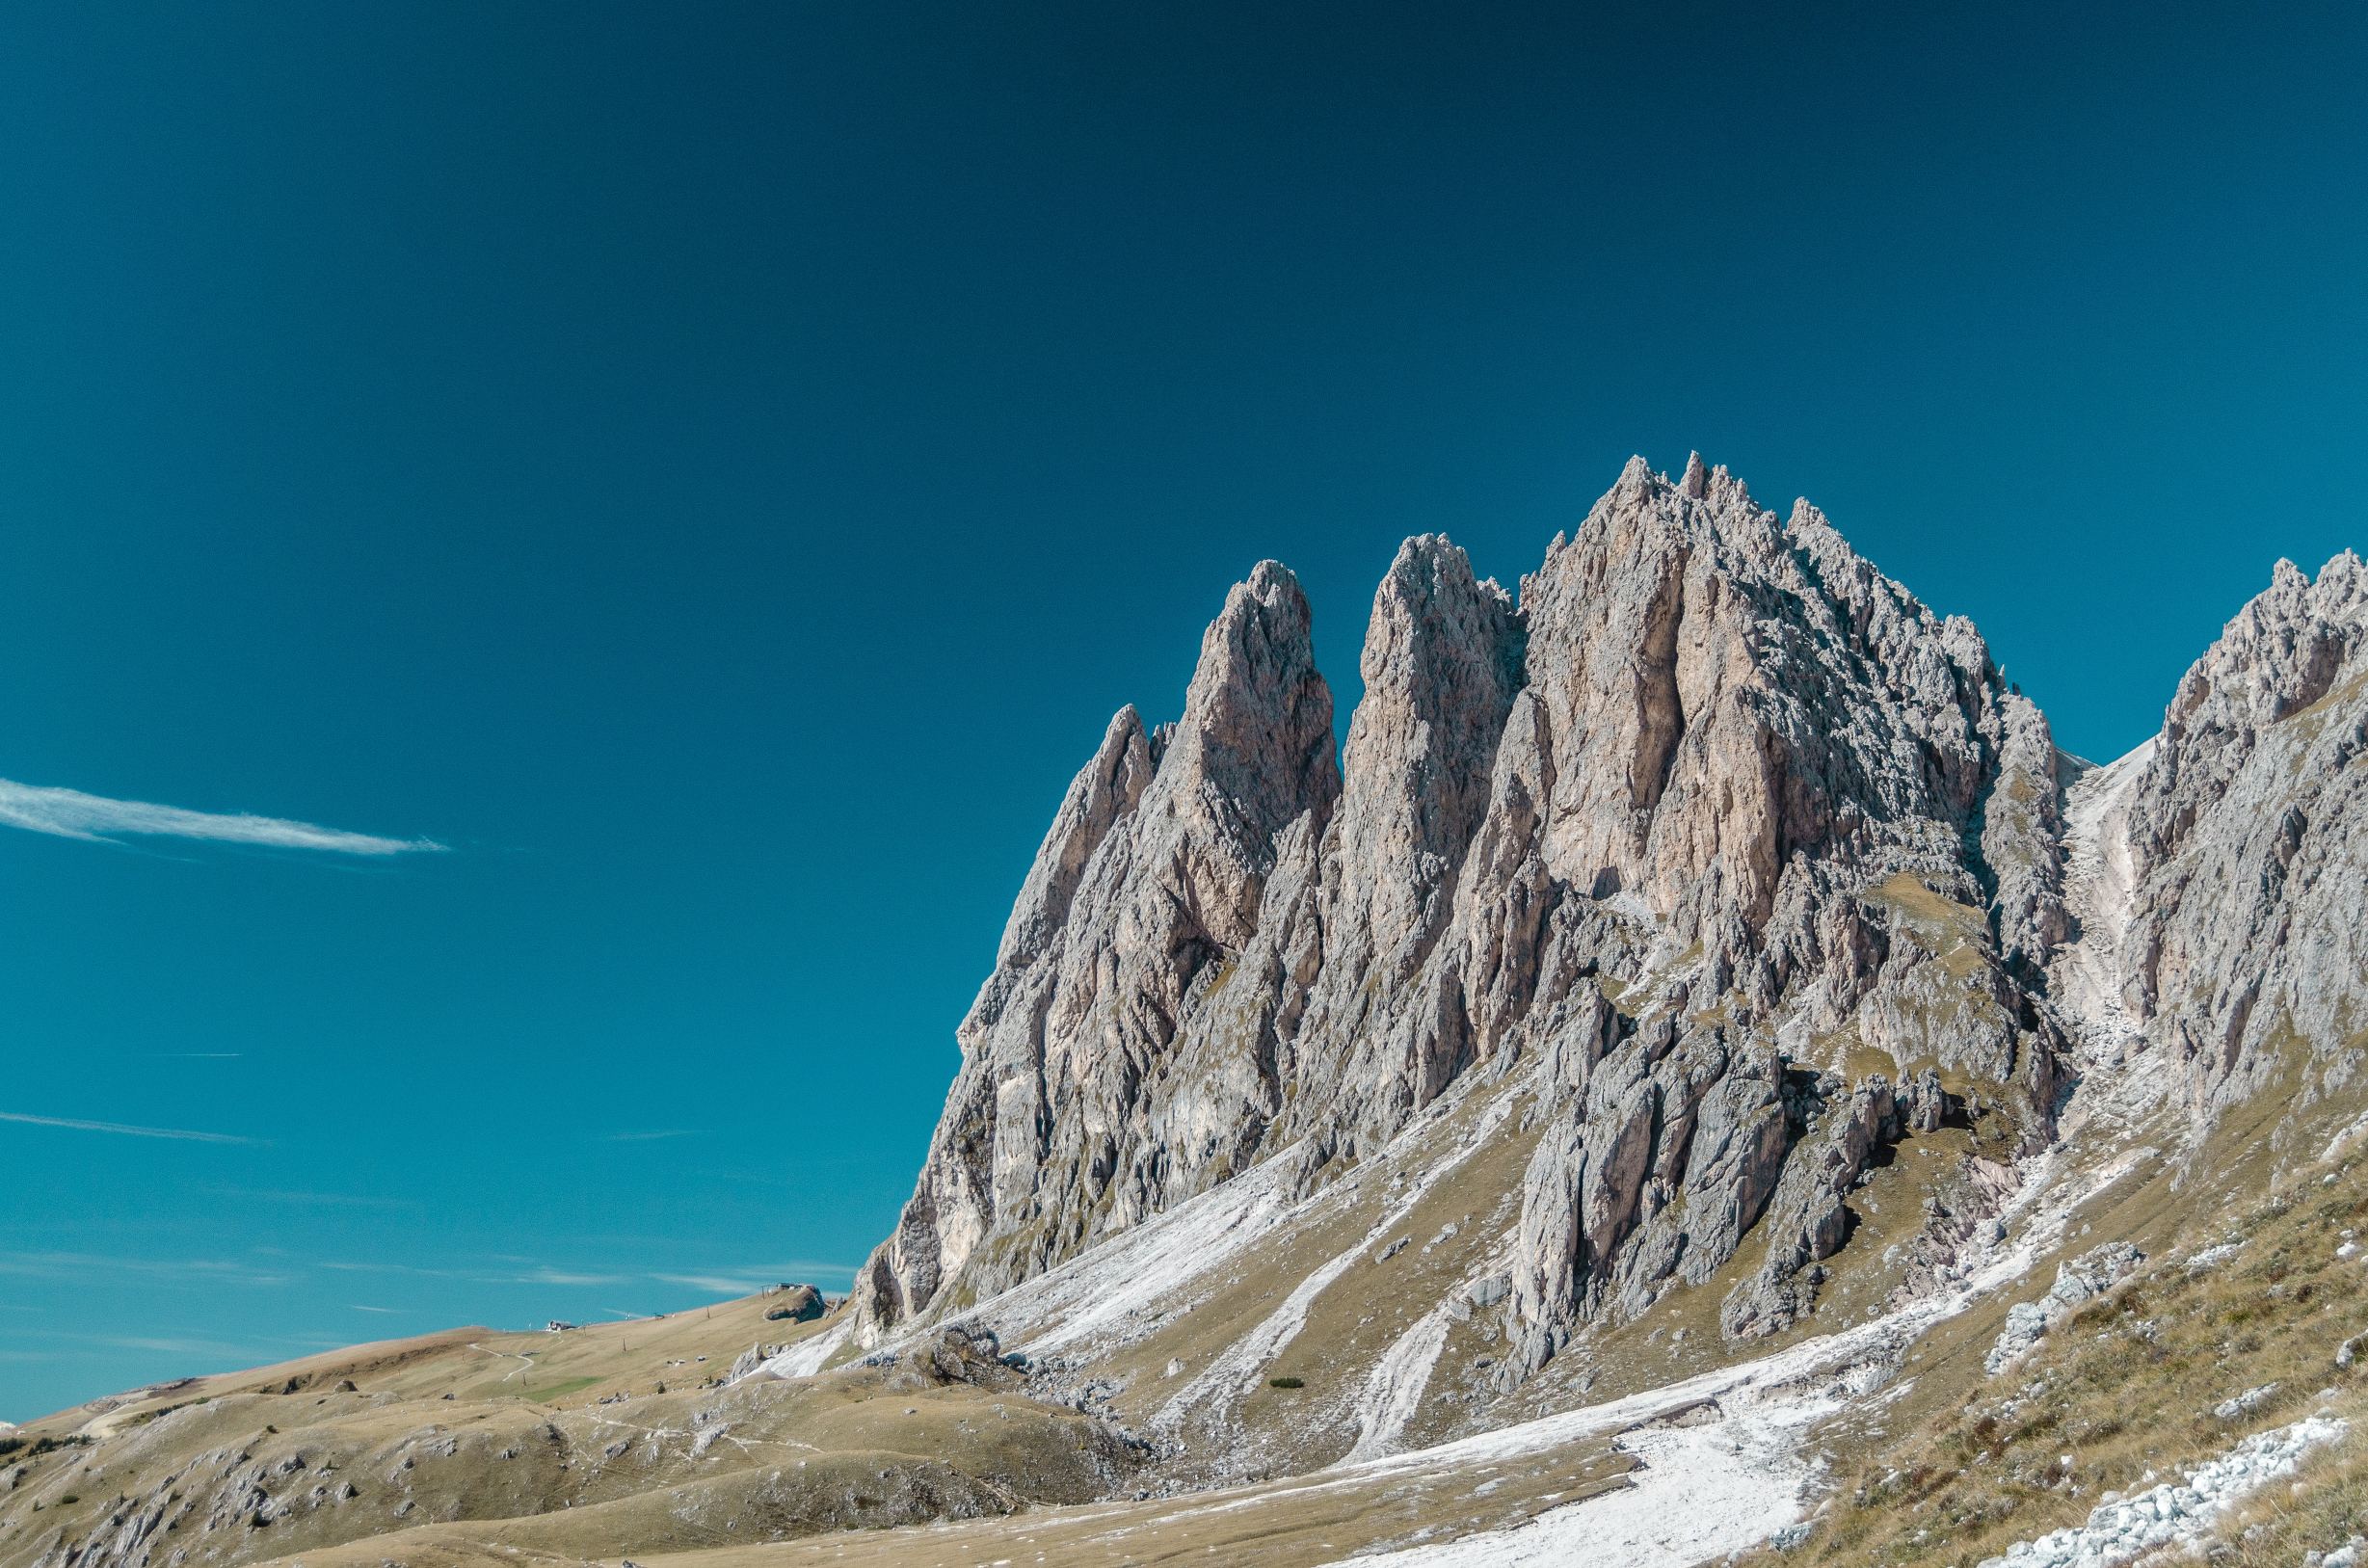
854 563 1340 1329
855 456 2080 1364
2115 550 2368 1119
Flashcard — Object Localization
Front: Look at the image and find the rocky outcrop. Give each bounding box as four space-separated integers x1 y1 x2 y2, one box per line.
1983 1240 2143 1373
1282 537 1526 1139
763 1284 826 1322
856 456 2081 1368
854 563 1340 1334
2115 551 2368 1118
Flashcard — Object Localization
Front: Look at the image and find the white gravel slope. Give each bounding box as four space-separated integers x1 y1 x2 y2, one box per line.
1333 1141 2147 1567
1978 1416 2347 1568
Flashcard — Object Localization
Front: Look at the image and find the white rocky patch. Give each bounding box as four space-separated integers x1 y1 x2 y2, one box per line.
1156 1087 1518 1430
1329 1140 2139 1566
1344 1305 1453 1460
1364 1388 1839 1567
957 1149 1309 1359
1974 1416 2346 1568
2052 740 2152 1055
751 1320 850 1382
1984 1241 2142 1375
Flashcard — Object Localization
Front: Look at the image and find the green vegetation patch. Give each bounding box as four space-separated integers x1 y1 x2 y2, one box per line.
1861 872 1992 979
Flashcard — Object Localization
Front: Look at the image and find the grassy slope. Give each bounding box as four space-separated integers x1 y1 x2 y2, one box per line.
1084 1071 1550 1476
1742 1061 2368 1567
245 1430 1635 1568
0 1293 1138 1568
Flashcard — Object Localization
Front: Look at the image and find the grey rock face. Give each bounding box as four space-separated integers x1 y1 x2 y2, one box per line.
762 1284 826 1323
1983 1240 2144 1373
726 1342 787 1383
853 455 2105 1367
2114 551 2368 1121
1282 537 1526 1138
854 563 1340 1336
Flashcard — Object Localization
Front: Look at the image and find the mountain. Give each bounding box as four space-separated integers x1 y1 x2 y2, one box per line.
8 455 2365 1568
2116 552 2368 1116
854 453 2066 1371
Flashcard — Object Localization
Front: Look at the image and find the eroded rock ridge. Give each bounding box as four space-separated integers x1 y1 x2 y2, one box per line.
855 455 2091 1370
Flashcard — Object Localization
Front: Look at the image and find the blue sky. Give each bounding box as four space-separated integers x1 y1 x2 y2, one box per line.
3 2 2363 1419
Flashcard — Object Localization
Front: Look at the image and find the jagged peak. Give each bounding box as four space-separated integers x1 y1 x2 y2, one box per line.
2161 545 2368 742
1679 449 1709 498
1341 531 1525 798
1158 557 1340 847
986 703 1156 974
1180 559 1319 722
1604 450 1760 518
2209 548 2368 658
2229 549 2367 631
1345 533 1525 784
1370 535 1514 640
1241 556 1303 601
2307 547 2368 616
1557 457 1959 660
1381 531 1472 584
1601 451 1770 539
1531 458 1915 665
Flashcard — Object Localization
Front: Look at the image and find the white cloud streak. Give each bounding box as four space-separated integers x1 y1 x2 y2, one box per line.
0 1111 257 1145
0 1251 293 1287
514 1267 626 1287
652 1272 764 1294
0 779 442 855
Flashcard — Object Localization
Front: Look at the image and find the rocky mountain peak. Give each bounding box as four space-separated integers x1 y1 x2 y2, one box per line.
1324 534 1523 997
2114 549 2368 1117
1160 560 1340 861
857 455 2079 1363
2133 549 2368 874
986 704 1155 976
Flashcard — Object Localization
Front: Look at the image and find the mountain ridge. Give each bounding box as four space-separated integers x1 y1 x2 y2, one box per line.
854 452 2073 1375
11 452 2367 1568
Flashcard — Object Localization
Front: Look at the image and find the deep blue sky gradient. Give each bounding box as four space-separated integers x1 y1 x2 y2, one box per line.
3 2 2363 1417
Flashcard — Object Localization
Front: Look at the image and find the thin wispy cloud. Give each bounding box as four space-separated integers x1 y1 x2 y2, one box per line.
0 1252 293 1288
0 1110 257 1145
511 1266 625 1287
650 1262 858 1295
602 1129 697 1143
96 1334 267 1359
350 1305 401 1315
652 1272 764 1294
0 778 443 856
